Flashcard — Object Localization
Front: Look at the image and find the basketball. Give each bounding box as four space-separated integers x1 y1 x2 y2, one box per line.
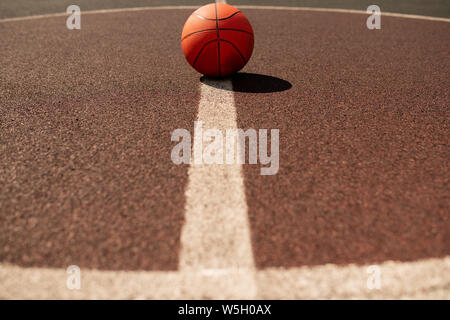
181 3 254 77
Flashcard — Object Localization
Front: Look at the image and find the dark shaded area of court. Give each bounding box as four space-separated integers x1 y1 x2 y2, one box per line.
1 0 449 19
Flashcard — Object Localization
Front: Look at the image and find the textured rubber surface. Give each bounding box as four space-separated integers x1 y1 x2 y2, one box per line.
0 0 209 19
236 10 450 268
0 10 198 271
1 0 449 19
236 0 450 18
0 3 448 300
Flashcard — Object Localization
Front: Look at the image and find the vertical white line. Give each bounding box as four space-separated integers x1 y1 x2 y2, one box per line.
177 0 257 300
178 78 257 299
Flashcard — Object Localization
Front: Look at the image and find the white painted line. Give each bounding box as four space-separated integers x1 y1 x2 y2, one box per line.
256 257 450 299
236 5 450 22
1 257 448 299
0 6 199 23
178 3 257 299
1 5 449 23
178 78 257 299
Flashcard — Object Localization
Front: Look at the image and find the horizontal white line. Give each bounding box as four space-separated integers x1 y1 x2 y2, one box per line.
1 257 448 299
0 6 199 23
237 5 450 22
1 5 448 23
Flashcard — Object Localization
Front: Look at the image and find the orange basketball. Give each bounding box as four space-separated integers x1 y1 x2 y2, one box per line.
181 3 254 77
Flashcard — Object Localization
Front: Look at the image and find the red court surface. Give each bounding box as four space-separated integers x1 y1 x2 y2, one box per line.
1 11 198 271
235 10 449 268
0 1 449 299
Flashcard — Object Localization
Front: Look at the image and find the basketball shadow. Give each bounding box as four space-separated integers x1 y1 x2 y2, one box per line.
200 73 292 93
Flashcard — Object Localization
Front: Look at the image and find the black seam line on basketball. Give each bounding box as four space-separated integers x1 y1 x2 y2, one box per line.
215 2 221 77
194 11 241 21
181 28 253 42
193 39 217 67
181 29 217 41
218 28 254 37
219 39 246 64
